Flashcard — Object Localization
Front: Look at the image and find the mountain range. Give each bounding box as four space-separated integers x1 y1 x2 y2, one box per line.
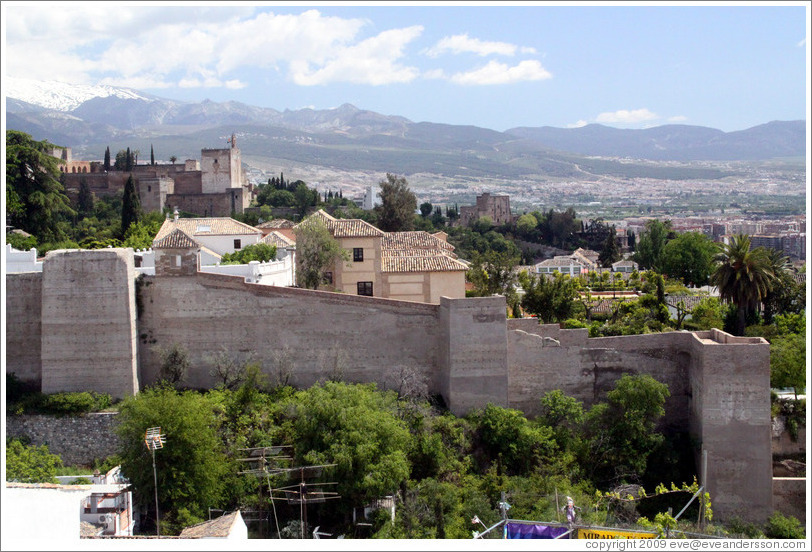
5 78 806 183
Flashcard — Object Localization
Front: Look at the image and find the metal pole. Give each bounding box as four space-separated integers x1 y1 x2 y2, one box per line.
152 447 160 536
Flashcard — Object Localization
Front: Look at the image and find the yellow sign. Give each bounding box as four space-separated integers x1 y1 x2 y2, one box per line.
577 528 657 539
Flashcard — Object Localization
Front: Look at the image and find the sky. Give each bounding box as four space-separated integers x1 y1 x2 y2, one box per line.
2 1 809 133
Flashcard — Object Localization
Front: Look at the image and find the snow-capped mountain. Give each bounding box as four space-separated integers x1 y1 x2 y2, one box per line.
5 77 155 112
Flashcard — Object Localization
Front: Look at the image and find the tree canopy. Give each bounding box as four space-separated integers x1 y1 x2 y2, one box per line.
115 385 230 533
376 173 417 232
6 130 75 241
660 231 718 287
711 234 775 335
294 216 349 289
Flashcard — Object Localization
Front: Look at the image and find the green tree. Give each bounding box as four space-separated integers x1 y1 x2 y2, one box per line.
292 180 319 216
121 174 141 236
419 201 433 218
519 271 580 324
598 226 621 268
761 249 803 324
539 390 585 452
220 243 278 264
472 403 557 475
115 386 230 533
150 144 155 165
583 374 670 485
122 218 163 250
77 177 94 220
689 297 724 330
289 382 413 518
633 219 672 272
103 146 111 171
376 173 417 232
467 250 519 299
169 155 178 164
6 130 75 241
155 343 190 388
711 234 775 335
660 232 718 287
515 213 539 237
5 438 63 483
294 216 349 289
770 332 806 398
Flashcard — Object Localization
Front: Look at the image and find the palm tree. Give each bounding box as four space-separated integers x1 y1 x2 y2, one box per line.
711 234 775 335
761 247 793 324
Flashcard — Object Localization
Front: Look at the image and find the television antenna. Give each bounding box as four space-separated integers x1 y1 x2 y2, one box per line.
144 427 166 536
271 464 340 539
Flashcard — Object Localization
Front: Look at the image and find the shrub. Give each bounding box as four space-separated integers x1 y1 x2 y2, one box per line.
9 389 113 416
764 512 805 539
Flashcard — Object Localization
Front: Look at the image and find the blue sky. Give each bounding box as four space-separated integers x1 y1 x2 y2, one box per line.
3 2 809 132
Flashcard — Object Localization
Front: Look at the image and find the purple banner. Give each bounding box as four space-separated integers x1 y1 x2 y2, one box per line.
505 523 569 539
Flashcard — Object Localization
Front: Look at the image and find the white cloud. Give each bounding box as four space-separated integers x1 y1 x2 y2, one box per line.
291 26 424 86
4 6 421 89
595 108 659 124
667 115 688 123
798 37 807 47
425 34 532 57
450 60 552 85
567 120 589 128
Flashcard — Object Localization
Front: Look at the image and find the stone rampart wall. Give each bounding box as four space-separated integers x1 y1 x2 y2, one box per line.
136 273 445 393
507 323 693 430
41 249 139 398
5 272 43 384
6 413 120 467
772 478 806 524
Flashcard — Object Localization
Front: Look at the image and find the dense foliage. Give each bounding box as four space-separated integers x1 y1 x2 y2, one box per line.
103 372 722 537
220 243 278 264
6 438 63 483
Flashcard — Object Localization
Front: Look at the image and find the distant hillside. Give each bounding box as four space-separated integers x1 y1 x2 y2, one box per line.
504 121 806 161
4 78 805 185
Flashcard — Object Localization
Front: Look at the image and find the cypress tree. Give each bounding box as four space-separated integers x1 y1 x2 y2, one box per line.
125 147 133 171
77 178 94 219
103 146 111 171
121 175 141 235
150 144 155 165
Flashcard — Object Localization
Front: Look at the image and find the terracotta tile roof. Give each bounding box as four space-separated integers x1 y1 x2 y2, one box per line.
382 254 469 273
256 219 295 229
179 511 241 538
297 210 385 238
153 228 199 249
261 231 295 248
155 218 261 241
666 295 708 310
382 231 456 253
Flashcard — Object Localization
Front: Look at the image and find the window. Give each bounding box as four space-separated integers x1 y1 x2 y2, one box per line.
234 239 242 250
171 255 182 268
353 248 364 262
323 271 333 285
357 281 373 296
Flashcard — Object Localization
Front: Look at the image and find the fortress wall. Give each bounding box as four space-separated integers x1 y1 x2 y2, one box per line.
165 192 235 217
508 324 693 430
40 249 139 398
689 332 773 522
171 171 203 195
5 272 43 384
441 296 509 415
136 273 444 394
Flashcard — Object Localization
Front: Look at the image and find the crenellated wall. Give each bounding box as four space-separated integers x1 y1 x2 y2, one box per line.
4 248 774 522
